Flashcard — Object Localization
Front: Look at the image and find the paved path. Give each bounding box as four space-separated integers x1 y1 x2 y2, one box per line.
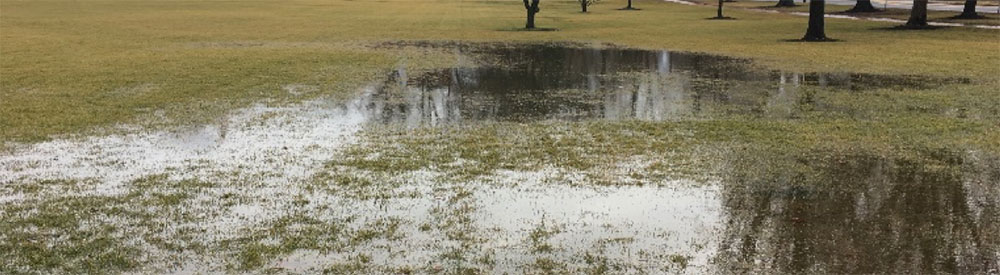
667 0 1000 28
752 0 1000 12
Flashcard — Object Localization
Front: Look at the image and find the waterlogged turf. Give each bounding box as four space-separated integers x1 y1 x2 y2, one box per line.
2 43 998 273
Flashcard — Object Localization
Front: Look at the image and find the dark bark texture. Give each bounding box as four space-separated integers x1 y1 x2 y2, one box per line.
621 0 639 10
718 0 724 18
581 0 588 12
524 0 540 29
955 0 982 18
802 0 828 41
845 0 880 12
776 0 797 7
906 0 928 27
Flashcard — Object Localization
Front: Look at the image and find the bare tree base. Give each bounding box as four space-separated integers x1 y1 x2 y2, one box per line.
783 37 839 42
801 36 833 41
885 24 944 30
950 13 987 19
843 6 881 12
519 27 559 31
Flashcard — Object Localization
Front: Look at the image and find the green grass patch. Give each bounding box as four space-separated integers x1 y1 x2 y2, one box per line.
3 0 999 144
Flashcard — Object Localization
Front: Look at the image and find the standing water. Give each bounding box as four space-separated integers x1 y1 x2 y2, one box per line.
0 42 993 274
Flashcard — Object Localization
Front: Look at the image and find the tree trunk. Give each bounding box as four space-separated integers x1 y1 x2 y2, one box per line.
622 0 639 9
718 0 724 17
802 0 828 41
524 0 540 29
845 0 879 12
906 0 928 27
776 0 797 7
526 10 536 28
582 1 588 12
956 0 980 18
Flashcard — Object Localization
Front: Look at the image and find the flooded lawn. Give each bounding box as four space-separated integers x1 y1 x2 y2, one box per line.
1 42 997 274
361 43 963 127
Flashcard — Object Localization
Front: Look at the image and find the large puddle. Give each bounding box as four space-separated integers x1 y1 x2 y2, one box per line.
360 43 964 127
716 151 1000 273
0 43 995 273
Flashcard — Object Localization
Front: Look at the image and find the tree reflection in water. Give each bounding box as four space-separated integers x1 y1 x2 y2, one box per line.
356 46 757 127
716 151 1000 273
350 43 994 272
356 44 953 128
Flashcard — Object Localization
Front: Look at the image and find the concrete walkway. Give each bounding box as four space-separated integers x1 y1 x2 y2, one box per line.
752 0 1000 12
667 0 1000 29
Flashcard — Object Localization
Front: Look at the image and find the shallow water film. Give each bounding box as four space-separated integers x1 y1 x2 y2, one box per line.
362 44 964 127
1 43 997 274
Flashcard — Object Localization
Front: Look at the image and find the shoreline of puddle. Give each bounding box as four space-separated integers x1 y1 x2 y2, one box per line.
3 43 969 189
1 42 997 274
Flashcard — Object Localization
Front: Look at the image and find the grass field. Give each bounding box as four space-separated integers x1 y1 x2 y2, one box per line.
2 0 998 144
2 0 999 273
